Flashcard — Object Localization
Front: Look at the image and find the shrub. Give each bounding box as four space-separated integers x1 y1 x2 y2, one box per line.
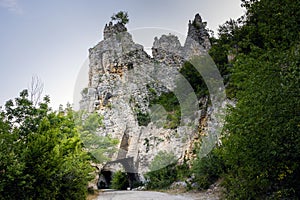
111 171 129 190
81 87 88 96
145 151 178 189
176 160 191 181
192 148 224 190
136 110 151 126
179 61 208 98
150 92 181 129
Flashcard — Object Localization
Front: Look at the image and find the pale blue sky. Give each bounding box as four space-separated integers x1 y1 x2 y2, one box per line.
0 0 244 109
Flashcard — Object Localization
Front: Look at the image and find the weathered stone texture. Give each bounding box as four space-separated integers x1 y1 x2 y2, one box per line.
79 14 225 178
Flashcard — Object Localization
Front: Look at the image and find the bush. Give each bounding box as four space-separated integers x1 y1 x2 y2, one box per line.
192 149 224 190
145 151 178 189
179 61 208 98
111 171 129 190
136 110 151 126
176 159 191 181
150 92 181 129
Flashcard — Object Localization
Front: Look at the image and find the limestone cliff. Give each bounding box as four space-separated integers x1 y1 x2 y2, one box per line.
79 14 224 186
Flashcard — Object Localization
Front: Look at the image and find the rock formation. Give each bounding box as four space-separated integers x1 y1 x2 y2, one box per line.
79 13 225 188
185 13 211 50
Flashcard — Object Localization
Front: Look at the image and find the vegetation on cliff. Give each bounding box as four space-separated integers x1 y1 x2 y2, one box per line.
111 11 129 25
145 151 178 189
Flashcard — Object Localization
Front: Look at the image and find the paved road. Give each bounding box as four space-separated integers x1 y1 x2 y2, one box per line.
96 191 195 200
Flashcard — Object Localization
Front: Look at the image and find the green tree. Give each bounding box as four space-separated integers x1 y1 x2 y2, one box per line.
74 110 119 163
0 90 93 199
222 47 300 199
218 0 300 199
111 11 129 25
208 18 243 98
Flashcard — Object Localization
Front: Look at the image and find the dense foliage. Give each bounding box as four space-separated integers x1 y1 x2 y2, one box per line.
204 0 300 199
0 90 93 200
192 148 224 190
145 151 178 189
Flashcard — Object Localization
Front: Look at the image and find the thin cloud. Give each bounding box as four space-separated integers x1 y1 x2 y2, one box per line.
0 0 23 14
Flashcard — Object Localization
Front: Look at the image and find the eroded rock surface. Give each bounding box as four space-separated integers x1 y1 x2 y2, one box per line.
79 14 225 186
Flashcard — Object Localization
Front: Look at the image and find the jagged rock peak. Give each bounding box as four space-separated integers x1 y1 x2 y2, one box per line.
103 21 127 40
153 34 182 50
193 13 203 26
151 34 184 68
185 13 211 50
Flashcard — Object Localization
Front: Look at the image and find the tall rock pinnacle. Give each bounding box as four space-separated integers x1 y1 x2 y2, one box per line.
185 13 211 50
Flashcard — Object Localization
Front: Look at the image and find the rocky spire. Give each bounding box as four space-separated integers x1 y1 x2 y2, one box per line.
103 21 127 40
185 13 211 50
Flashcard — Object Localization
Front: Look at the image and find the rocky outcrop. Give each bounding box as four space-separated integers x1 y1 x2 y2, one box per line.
152 34 184 68
185 13 211 50
104 22 127 40
79 14 225 186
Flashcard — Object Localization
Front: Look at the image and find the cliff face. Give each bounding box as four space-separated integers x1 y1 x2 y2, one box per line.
80 14 218 181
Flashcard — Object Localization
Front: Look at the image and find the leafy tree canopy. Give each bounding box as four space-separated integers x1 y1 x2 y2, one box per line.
211 0 300 199
74 110 119 163
0 90 93 199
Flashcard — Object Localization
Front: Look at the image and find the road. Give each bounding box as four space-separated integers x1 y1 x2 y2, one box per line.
96 191 194 200
96 190 220 200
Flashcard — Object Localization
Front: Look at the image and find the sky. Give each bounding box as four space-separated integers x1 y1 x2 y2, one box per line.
0 0 245 110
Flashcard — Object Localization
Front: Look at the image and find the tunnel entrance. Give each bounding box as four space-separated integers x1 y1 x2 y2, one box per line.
98 128 140 190
98 157 140 190
97 170 112 189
